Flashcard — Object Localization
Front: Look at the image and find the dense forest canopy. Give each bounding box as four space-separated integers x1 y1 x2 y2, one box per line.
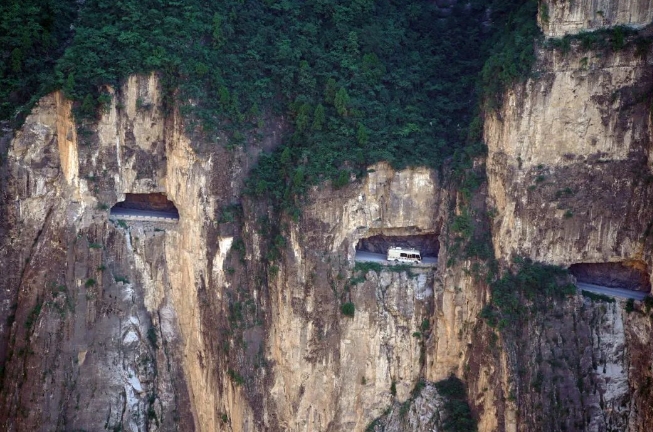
0 0 540 210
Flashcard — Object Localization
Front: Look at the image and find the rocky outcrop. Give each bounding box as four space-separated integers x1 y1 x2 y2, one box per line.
265 263 435 431
540 0 653 37
482 11 653 431
0 77 461 432
304 162 443 259
0 76 201 431
624 303 653 430
368 383 445 431
259 163 447 431
486 42 653 281
515 297 631 431
2 2 653 429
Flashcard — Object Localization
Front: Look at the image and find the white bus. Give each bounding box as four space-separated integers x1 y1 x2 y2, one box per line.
387 246 421 264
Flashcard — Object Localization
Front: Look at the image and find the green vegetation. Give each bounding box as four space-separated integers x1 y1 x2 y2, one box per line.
446 195 495 268
0 0 77 125
231 238 246 262
241 0 537 213
435 376 477 432
365 417 383 432
644 296 653 313
480 0 541 111
2 0 543 213
116 220 129 229
228 369 245 386
581 290 615 303
451 210 474 241
481 258 575 330
146 393 158 424
554 187 574 199
25 300 43 330
546 25 647 54
48 284 75 317
229 300 244 327
625 298 635 313
114 276 129 284
218 203 242 224
445 141 496 269
349 260 418 286
353 261 384 274
538 2 549 25
84 278 97 287
147 327 158 349
227 287 260 331
340 302 355 317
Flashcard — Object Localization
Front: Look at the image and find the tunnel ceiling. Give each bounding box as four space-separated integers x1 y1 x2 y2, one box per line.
112 193 178 214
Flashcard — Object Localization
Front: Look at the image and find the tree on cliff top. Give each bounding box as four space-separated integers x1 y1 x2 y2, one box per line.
1 0 542 213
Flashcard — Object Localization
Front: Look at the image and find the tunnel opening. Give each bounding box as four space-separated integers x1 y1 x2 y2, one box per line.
356 233 439 258
569 262 651 292
110 193 179 221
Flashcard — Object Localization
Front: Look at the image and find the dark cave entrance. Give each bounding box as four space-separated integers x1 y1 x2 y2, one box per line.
110 193 179 219
569 262 651 292
356 233 440 258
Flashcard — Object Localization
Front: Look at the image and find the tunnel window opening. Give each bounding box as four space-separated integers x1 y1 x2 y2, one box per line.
110 193 179 221
356 233 439 257
355 233 439 266
569 262 650 292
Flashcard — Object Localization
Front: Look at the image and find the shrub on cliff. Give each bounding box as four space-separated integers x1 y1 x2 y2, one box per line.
435 376 477 432
481 258 575 330
480 0 540 111
341 302 355 317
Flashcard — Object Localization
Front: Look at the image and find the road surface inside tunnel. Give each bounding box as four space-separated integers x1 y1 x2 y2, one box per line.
354 251 438 267
577 282 649 301
109 208 179 222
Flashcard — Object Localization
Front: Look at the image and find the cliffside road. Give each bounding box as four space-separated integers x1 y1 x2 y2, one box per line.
578 282 649 301
109 208 179 222
354 251 438 267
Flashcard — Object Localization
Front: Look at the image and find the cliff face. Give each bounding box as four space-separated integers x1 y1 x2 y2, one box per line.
472 294 636 432
0 75 267 431
480 5 653 431
540 0 653 37
1 2 653 431
0 76 466 431
0 77 199 431
486 43 653 273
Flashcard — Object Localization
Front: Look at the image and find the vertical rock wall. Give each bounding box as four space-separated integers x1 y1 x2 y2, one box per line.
259 163 446 430
0 78 469 432
486 44 653 277
0 75 233 431
540 0 653 37
481 5 653 430
2 1 653 428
